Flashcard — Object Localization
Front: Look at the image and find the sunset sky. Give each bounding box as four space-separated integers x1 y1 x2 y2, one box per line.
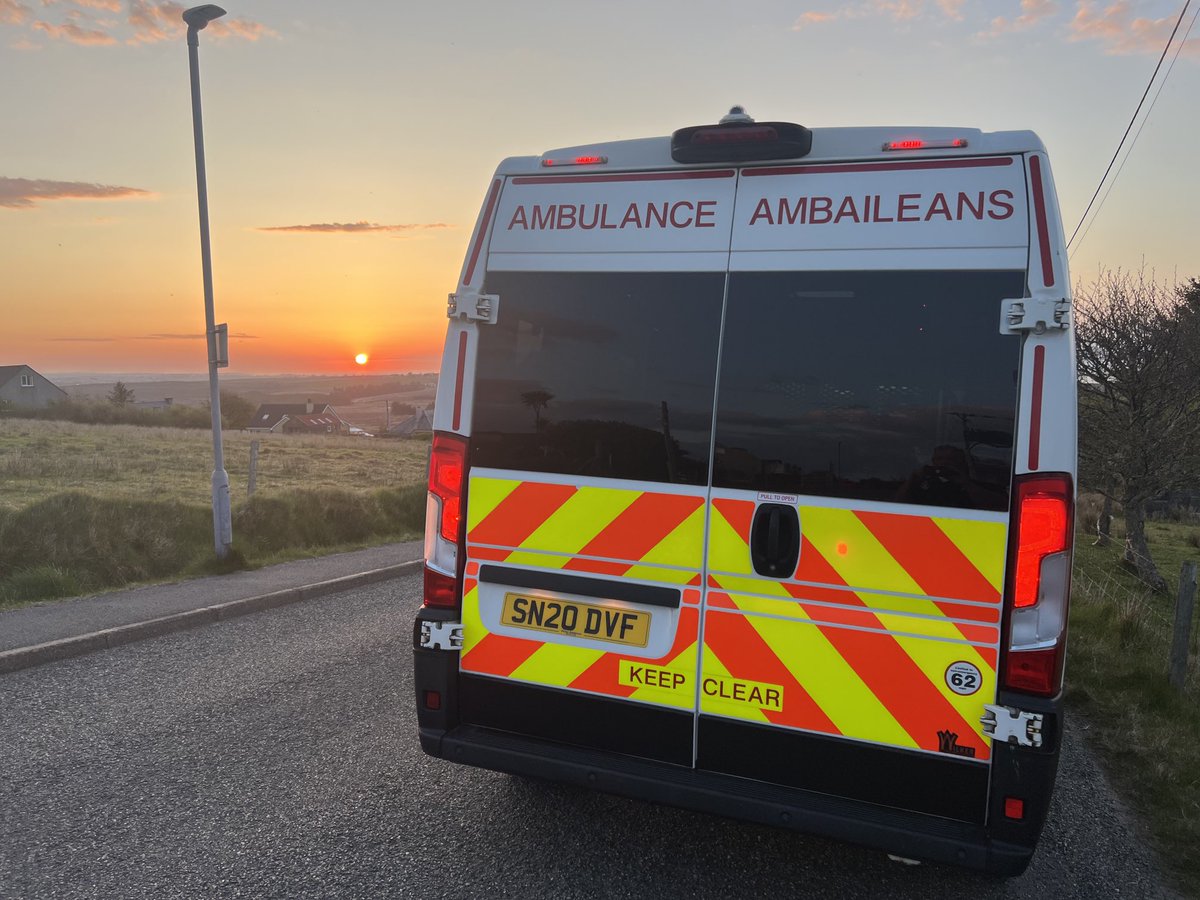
2 1 1197 376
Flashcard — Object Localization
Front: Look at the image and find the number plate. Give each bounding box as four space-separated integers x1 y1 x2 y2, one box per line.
501 593 650 648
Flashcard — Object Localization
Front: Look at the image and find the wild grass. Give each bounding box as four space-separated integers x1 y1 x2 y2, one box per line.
1068 516 1200 895
0 418 430 607
0 418 429 511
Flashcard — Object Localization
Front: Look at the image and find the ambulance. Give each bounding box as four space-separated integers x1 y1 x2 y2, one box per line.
413 108 1076 875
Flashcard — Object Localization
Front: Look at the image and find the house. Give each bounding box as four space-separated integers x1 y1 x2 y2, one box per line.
385 406 434 437
0 365 68 410
246 398 349 435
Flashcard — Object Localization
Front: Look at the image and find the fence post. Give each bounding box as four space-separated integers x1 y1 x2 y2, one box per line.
1169 560 1197 690
248 440 259 497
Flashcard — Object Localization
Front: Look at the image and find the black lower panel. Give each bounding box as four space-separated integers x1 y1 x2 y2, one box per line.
698 716 989 824
459 674 693 767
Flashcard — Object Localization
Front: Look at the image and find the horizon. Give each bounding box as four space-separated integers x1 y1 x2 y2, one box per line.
2 1 1197 374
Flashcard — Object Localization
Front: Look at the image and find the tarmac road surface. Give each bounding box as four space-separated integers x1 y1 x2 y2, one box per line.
0 573 1178 899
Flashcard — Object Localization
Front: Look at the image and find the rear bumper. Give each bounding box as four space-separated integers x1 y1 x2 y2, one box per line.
420 722 1033 876
415 616 1059 878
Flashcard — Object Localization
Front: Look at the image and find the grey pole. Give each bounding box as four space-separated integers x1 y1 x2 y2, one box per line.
184 4 233 558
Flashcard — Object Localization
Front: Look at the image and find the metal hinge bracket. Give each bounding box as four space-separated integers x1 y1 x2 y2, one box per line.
1000 297 1070 334
981 704 1044 748
448 291 499 324
419 620 464 651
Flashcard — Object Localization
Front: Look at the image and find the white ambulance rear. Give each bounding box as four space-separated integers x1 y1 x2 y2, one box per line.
413 110 1076 875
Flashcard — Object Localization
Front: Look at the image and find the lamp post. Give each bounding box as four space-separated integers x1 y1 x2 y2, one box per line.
184 4 233 558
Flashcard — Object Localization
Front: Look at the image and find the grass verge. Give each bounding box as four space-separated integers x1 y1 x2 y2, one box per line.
1067 512 1200 896
0 486 426 610
0 417 430 608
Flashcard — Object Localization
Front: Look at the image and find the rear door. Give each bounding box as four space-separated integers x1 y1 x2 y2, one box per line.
694 157 1030 822
456 170 735 766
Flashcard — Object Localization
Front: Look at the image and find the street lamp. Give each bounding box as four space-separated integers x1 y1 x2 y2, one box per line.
183 4 233 558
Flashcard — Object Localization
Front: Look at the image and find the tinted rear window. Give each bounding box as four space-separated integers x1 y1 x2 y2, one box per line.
713 270 1023 511
470 271 724 485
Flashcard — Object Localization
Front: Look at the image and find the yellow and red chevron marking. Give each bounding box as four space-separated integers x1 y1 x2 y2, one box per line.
703 497 1005 758
460 577 700 708
704 581 1001 648
710 498 1006 634
466 475 707 579
701 602 992 758
460 476 707 708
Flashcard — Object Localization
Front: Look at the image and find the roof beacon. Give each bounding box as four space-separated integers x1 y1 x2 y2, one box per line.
719 105 755 125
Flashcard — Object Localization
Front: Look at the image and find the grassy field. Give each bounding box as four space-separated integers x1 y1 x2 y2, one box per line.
0 418 430 607
1067 498 1200 896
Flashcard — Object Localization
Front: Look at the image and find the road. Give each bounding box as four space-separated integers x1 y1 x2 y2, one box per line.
0 573 1178 899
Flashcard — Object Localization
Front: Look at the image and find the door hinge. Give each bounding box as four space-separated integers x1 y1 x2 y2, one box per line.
981 704 1044 748
419 620 464 651
448 291 499 324
1000 297 1070 334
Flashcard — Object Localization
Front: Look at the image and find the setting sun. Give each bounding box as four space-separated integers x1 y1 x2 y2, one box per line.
355 353 368 366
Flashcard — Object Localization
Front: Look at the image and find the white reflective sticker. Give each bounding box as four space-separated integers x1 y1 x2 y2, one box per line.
757 491 799 504
945 660 983 696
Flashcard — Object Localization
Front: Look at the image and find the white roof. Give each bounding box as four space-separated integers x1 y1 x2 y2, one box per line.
494 124 1047 176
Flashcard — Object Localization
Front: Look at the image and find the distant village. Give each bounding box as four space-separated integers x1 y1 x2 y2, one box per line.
0 364 435 438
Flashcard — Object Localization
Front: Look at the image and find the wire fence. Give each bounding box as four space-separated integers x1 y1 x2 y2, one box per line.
1072 533 1199 692
1074 543 1176 629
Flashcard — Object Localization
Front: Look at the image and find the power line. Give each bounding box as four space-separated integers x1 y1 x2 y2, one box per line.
1066 0 1192 251
1070 1 1200 259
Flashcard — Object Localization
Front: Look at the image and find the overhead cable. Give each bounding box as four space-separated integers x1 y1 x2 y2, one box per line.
1070 1 1200 259
1066 0 1192 251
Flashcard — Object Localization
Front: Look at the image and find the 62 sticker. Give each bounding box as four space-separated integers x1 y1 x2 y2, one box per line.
945 661 982 696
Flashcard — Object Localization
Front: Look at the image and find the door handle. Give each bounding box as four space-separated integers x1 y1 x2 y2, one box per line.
750 503 800 579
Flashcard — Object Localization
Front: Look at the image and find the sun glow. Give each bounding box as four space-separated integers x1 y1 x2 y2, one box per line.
355 353 368 365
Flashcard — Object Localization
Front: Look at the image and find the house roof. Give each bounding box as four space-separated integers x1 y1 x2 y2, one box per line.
290 414 342 429
387 407 435 435
0 365 66 394
248 402 339 430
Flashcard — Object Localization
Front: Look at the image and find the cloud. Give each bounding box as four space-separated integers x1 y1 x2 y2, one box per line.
48 332 260 342
936 0 966 20
0 177 152 209
1 0 29 24
256 221 452 234
42 0 123 10
791 11 837 29
978 0 1058 38
1068 1 1198 57
133 332 260 340
32 17 115 44
127 0 273 45
789 0 963 29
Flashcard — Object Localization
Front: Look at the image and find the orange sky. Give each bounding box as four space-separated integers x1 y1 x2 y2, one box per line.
2 1 1197 375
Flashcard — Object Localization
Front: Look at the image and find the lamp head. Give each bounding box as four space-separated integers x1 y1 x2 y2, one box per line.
183 4 226 31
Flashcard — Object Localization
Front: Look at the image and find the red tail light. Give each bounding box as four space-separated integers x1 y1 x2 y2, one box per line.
429 433 466 542
424 431 468 609
424 566 459 609
1002 473 1074 696
1012 478 1071 608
